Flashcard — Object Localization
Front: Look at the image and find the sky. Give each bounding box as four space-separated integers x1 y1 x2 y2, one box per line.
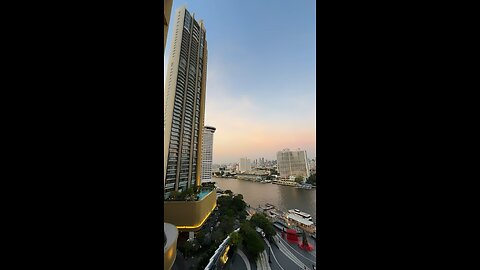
164 0 316 164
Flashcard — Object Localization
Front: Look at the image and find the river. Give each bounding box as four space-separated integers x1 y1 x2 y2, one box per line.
212 176 317 223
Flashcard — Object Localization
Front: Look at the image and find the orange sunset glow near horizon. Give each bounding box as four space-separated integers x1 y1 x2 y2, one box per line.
164 0 316 164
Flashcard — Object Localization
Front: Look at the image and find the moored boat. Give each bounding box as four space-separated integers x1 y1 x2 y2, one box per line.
288 209 313 221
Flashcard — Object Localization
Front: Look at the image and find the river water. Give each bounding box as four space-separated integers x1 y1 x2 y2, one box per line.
212 176 317 223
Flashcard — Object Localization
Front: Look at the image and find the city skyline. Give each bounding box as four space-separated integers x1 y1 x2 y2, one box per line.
164 0 316 164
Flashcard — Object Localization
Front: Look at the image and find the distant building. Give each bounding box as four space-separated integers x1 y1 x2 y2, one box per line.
276 148 310 179
239 157 251 173
309 158 316 172
201 126 216 183
259 157 265 167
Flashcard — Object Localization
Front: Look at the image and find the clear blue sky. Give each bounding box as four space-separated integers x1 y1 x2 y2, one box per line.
165 0 316 163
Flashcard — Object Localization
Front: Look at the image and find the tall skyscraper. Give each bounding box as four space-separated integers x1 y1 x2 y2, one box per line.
164 0 173 53
239 157 251 173
164 6 208 198
277 148 310 179
201 126 216 183
164 2 177 270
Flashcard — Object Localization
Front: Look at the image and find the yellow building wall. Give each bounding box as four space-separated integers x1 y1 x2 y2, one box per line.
164 190 216 232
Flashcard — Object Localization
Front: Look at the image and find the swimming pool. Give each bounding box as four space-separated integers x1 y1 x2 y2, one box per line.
198 189 213 200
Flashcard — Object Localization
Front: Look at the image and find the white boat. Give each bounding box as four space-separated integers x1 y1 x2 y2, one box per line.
288 209 313 221
296 184 313 189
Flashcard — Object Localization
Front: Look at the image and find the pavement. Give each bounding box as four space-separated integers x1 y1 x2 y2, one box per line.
225 251 248 270
256 248 271 270
238 249 252 270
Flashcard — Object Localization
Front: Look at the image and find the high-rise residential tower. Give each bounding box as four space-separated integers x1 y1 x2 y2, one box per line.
164 6 208 198
164 0 173 53
239 157 251 173
201 126 216 183
277 148 310 179
163 2 177 270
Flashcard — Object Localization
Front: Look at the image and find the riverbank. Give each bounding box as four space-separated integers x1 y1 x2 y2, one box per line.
213 176 316 223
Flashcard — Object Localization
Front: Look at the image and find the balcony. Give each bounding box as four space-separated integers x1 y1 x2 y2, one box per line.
164 222 178 270
164 187 216 232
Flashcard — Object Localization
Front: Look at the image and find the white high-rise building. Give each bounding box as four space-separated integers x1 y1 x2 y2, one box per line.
201 126 216 182
276 148 310 179
239 157 251 173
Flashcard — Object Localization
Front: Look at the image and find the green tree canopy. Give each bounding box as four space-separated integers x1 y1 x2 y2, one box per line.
239 222 264 259
250 213 276 241
232 195 246 212
307 173 316 185
212 230 224 244
229 231 241 248
295 175 304 183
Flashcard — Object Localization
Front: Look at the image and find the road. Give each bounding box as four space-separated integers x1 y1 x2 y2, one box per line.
266 229 317 270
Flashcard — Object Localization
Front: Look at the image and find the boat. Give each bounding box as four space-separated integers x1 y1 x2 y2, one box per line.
274 180 298 186
260 204 275 212
296 184 313 189
288 209 313 221
285 213 316 234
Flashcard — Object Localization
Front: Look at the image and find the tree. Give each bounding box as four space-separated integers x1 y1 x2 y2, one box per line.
212 230 223 244
226 208 235 217
239 222 264 260
250 213 276 241
218 195 233 212
238 210 247 221
229 231 241 251
196 231 205 246
232 196 246 212
220 215 234 233
225 190 233 196
202 233 211 247
307 173 316 185
295 175 304 184
184 240 194 257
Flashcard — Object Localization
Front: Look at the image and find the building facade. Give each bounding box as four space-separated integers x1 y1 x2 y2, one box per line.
164 0 173 53
239 157 251 173
164 2 178 270
201 126 216 182
164 6 208 198
276 148 310 179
